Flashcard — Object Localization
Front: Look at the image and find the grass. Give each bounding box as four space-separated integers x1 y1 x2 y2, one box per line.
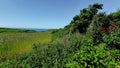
0 28 36 34
0 32 51 59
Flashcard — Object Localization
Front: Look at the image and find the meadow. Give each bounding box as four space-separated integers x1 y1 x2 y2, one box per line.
0 28 36 34
0 3 120 68
0 32 51 60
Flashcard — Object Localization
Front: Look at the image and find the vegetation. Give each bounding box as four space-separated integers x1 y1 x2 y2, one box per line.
0 32 51 60
0 28 36 34
0 3 120 68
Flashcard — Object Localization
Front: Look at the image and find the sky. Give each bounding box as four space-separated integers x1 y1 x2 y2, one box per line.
0 0 120 29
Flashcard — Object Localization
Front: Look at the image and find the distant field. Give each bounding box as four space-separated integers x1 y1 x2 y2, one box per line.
0 32 51 59
0 28 36 34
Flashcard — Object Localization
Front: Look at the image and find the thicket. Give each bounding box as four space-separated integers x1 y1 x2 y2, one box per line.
0 3 120 68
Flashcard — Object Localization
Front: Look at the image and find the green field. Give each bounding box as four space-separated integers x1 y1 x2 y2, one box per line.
0 28 36 34
0 3 120 68
0 32 51 59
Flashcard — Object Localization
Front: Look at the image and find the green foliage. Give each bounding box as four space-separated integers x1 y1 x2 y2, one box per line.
0 32 51 59
0 33 84 68
109 10 120 22
1 3 120 68
68 3 103 33
66 43 120 68
51 28 70 41
103 29 120 49
53 3 103 38
116 21 120 27
1 33 120 68
91 13 110 44
0 28 36 34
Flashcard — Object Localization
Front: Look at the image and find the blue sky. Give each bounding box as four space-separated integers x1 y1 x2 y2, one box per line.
0 0 120 29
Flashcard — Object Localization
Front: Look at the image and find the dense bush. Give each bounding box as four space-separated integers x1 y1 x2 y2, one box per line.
0 3 120 68
116 21 120 27
103 29 120 49
91 13 110 44
0 34 81 68
66 43 120 68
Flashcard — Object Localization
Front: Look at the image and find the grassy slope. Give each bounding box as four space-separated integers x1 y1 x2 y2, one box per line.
0 32 51 59
0 28 36 34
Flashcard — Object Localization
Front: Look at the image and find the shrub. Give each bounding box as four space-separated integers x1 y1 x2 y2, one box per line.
103 29 120 49
66 43 120 68
116 21 120 27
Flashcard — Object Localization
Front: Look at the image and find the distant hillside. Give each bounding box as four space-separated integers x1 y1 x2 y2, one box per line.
15 28 49 32
0 28 36 34
0 3 120 68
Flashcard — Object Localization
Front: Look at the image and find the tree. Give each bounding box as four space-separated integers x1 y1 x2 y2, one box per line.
67 3 103 33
